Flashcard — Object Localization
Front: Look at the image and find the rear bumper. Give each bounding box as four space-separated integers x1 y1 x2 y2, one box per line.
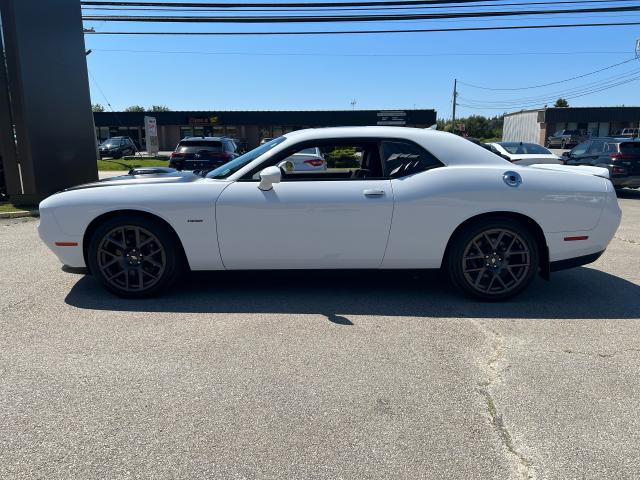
550 250 604 272
611 175 640 188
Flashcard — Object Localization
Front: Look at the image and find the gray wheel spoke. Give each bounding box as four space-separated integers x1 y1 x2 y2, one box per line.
487 274 497 290
474 268 487 287
105 237 124 249
106 270 125 282
100 257 119 271
134 227 141 249
506 267 519 282
145 258 163 269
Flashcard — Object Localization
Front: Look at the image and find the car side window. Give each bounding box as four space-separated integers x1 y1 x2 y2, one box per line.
244 139 385 181
589 141 605 155
380 140 443 178
570 142 589 157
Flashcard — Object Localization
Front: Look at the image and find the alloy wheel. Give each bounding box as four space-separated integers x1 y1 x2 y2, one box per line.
96 225 166 292
461 228 531 295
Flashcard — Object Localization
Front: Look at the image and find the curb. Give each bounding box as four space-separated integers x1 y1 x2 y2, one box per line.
0 210 39 219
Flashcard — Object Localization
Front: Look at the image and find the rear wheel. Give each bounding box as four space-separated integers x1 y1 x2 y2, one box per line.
447 218 540 301
88 215 183 298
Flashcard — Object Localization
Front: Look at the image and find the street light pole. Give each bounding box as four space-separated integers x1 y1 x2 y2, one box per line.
452 78 458 135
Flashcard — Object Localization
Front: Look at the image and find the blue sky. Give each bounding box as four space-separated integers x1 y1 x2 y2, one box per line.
83 2 640 119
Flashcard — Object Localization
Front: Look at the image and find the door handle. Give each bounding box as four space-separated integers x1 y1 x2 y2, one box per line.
363 189 385 197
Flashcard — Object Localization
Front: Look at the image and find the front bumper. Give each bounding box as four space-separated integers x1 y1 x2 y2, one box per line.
37 208 86 268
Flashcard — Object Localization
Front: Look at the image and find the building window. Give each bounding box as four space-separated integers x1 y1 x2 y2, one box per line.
179 126 193 139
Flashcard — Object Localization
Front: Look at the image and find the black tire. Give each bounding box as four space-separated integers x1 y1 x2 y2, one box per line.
87 215 184 298
112 151 123 159
446 217 540 301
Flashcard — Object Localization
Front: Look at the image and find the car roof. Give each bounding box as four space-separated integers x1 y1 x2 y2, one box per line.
180 136 228 141
591 137 640 142
276 127 509 168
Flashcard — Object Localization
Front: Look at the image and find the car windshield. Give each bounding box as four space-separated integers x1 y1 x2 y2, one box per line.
499 143 551 155
178 140 223 153
206 137 286 179
101 139 120 146
297 147 318 155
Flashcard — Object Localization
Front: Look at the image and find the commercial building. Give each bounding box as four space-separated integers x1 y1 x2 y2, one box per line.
503 107 640 145
93 109 437 151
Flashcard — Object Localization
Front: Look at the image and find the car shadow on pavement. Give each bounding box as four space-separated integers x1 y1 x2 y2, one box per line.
65 267 640 320
617 189 640 200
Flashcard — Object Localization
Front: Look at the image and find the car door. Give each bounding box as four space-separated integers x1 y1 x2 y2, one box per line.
215 139 394 270
565 141 591 165
583 140 606 165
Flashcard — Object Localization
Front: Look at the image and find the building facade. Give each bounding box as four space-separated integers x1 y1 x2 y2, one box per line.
93 109 437 151
503 107 640 145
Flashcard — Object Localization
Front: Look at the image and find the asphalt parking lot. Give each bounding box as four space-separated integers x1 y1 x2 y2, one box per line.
1 189 639 480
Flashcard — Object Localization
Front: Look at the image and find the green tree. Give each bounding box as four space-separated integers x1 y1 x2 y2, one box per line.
554 98 569 108
91 103 105 112
124 105 145 112
149 105 171 112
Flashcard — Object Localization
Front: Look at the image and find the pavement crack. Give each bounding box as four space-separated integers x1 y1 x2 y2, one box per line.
472 320 535 480
614 234 639 246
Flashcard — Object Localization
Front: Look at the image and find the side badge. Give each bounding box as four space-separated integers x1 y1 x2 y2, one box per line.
503 171 522 188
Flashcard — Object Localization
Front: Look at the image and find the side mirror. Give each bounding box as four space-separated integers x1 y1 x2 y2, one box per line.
562 151 571 158
258 166 281 191
277 160 295 173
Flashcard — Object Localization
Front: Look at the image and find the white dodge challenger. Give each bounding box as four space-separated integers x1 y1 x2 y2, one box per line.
39 127 621 300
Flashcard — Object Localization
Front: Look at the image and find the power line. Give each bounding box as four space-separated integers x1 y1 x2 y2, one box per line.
79 0 640 13
88 47 632 58
458 75 640 110
81 20 640 34
80 0 532 8
459 57 640 91
459 67 640 106
81 5 640 22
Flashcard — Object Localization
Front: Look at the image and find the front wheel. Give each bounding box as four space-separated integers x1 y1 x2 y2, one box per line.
446 218 540 301
87 215 183 298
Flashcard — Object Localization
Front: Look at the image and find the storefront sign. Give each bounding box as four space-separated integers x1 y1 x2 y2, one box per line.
144 116 159 155
377 110 407 126
189 116 219 126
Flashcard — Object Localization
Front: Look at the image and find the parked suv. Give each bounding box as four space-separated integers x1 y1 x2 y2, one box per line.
562 137 640 190
98 136 137 159
169 137 239 171
614 128 639 138
546 130 587 149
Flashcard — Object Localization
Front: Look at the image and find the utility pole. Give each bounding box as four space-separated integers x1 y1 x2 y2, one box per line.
451 78 458 135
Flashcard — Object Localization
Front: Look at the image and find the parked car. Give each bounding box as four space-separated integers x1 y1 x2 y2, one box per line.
98 136 137 159
561 137 640 190
39 127 621 301
547 130 587 149
614 128 639 138
169 136 239 171
488 142 561 165
280 147 327 172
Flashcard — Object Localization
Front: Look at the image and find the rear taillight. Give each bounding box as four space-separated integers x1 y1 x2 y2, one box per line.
304 159 324 167
612 166 627 175
170 152 183 158
610 153 633 160
221 152 232 160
